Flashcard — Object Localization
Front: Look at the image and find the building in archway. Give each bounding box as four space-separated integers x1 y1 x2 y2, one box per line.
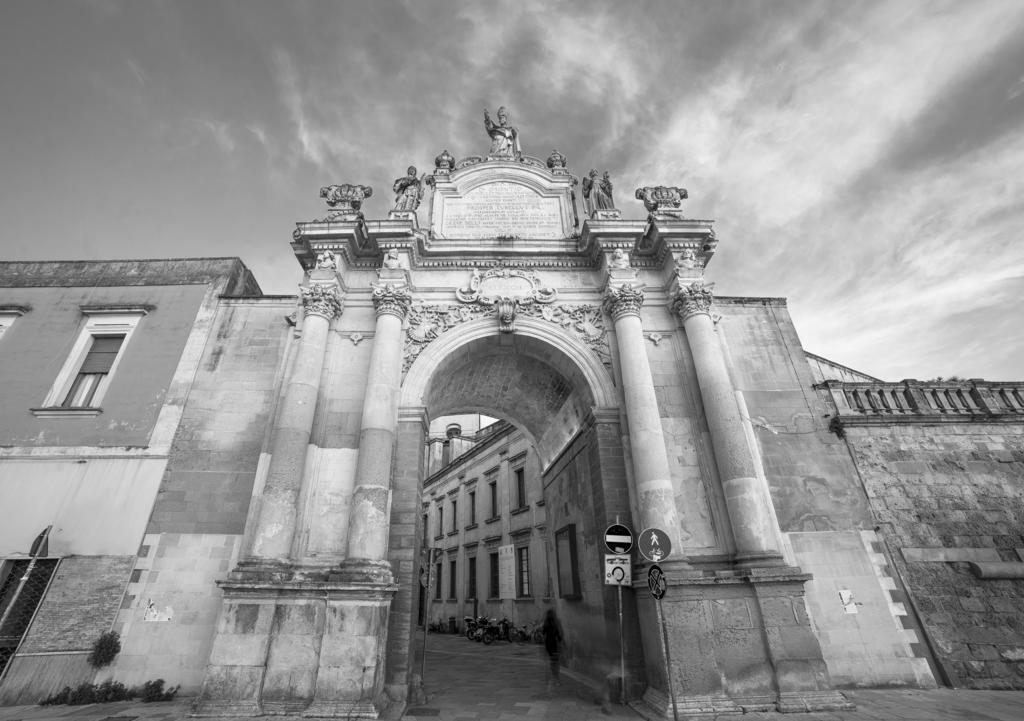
1 117 1023 715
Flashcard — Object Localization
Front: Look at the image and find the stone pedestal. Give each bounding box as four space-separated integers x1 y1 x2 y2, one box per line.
193 581 396 718
634 569 851 718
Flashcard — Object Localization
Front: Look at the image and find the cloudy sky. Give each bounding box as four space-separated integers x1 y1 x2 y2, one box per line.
2 0 1022 381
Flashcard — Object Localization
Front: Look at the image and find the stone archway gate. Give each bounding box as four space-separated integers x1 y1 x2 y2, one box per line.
193 152 849 718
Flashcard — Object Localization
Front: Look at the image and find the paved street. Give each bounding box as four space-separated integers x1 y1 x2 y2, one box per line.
0 633 1022 720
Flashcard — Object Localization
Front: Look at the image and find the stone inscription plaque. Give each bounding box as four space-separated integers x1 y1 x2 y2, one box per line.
440 182 563 239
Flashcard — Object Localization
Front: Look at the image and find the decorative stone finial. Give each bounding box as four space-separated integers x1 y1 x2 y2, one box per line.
635 186 689 219
546 149 567 170
434 149 455 173
672 280 715 321
603 283 644 321
392 166 425 212
371 283 412 320
301 283 343 320
319 183 373 221
484 106 521 159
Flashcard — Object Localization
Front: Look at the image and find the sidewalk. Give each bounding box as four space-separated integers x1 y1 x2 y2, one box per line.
1 633 1022 720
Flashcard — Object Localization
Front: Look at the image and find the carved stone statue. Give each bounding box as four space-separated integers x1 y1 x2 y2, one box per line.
582 169 614 215
383 248 403 269
609 248 630 269
676 249 697 270
392 166 425 212
315 250 337 270
484 106 521 159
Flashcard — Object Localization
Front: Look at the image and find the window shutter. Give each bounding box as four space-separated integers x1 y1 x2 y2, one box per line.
78 335 124 373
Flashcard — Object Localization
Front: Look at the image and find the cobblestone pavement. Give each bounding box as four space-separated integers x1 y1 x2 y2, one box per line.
0 633 1023 721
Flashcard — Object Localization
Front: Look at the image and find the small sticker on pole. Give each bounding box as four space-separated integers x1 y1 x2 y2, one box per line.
648 564 667 599
638 528 672 563
605 554 631 586
604 524 633 554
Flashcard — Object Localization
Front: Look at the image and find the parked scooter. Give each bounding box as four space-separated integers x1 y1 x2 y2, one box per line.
481 617 512 644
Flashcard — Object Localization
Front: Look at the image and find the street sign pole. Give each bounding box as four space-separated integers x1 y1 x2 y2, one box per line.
648 564 677 721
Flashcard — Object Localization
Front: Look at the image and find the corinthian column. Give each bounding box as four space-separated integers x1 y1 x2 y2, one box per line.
674 281 783 566
604 283 686 556
242 278 342 567
337 281 411 583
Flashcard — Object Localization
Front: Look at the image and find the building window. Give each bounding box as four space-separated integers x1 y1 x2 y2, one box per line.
514 467 526 509
555 524 581 599
467 556 477 600
489 552 499 598
467 490 476 525
0 307 28 343
450 499 458 533
434 562 443 600
422 513 428 545
489 481 498 519
516 546 531 597
38 308 146 413
435 504 444 539
449 559 457 600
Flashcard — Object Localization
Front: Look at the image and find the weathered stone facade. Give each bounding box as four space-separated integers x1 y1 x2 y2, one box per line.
1 124 1022 717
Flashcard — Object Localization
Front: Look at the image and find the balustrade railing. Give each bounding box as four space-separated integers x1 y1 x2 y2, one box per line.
817 379 1024 422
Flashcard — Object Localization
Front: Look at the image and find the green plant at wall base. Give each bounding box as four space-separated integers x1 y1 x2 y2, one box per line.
40 679 179 706
87 630 121 668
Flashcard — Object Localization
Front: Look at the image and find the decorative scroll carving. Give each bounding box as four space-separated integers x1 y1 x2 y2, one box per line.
455 264 557 306
603 283 644 321
371 283 412 320
301 283 343 320
402 303 496 373
519 303 611 370
401 301 612 376
318 183 373 221
635 185 688 218
673 280 715 321
495 297 518 333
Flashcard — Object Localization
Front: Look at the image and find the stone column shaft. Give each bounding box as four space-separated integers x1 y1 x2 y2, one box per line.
677 285 782 564
244 283 340 564
606 286 685 554
340 284 410 582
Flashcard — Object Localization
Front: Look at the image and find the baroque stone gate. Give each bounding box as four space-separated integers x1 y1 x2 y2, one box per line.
191 115 905 718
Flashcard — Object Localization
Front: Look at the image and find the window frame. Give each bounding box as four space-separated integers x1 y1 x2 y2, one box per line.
555 524 582 600
514 467 527 509
36 307 148 415
466 555 477 600
488 551 500 599
515 545 531 598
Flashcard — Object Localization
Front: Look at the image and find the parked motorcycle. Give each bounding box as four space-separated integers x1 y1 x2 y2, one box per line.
481 617 512 644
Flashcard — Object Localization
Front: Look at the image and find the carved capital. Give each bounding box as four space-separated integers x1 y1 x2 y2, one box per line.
673 280 715 321
603 283 645 321
301 283 343 320
635 185 688 218
372 283 412 320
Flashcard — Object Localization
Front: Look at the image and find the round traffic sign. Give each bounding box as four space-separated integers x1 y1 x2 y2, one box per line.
604 524 633 554
638 528 672 562
648 564 666 599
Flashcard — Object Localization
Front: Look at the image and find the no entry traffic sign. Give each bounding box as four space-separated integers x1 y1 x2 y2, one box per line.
604 524 633 554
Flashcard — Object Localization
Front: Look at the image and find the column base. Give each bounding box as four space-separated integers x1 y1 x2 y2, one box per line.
331 558 395 585
733 551 788 569
776 690 854 713
302 701 380 718
190 699 262 717
636 687 742 717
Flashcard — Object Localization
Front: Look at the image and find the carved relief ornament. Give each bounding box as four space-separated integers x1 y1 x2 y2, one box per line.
301 283 343 320
455 265 557 306
603 283 645 321
372 283 412 320
673 280 715 321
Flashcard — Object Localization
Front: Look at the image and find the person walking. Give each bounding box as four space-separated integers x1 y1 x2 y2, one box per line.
542 609 563 691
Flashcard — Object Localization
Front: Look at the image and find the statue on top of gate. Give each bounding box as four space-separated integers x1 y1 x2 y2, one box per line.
484 106 521 160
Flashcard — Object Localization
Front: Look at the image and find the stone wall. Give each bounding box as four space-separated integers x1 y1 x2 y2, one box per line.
843 422 1024 689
